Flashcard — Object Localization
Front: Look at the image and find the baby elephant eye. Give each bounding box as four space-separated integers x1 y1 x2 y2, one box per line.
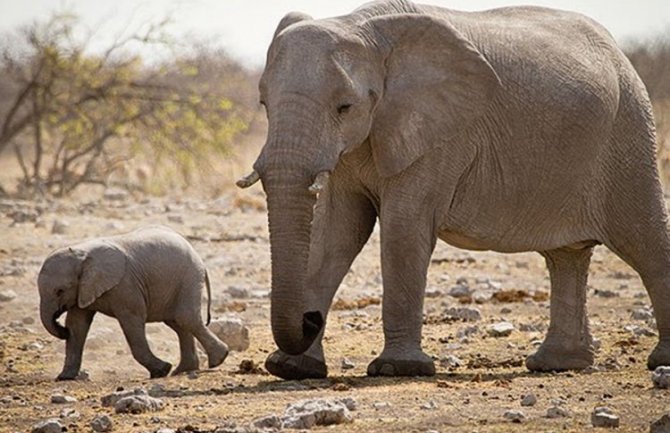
56 288 64 297
337 103 352 114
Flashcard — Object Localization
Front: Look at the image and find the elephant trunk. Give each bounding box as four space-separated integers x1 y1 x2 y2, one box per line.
40 298 69 340
263 167 324 355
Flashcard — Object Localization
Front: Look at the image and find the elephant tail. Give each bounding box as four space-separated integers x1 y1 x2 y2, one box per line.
205 269 212 326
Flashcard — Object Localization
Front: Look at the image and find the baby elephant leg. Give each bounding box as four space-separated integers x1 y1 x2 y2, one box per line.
58 308 95 380
190 321 228 369
118 314 172 378
165 320 199 374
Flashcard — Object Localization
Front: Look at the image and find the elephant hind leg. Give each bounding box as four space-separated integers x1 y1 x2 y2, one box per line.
165 320 199 374
117 314 172 378
526 246 595 372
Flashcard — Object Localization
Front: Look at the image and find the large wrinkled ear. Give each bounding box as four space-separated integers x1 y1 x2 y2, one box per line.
367 14 501 177
77 241 127 308
273 11 312 39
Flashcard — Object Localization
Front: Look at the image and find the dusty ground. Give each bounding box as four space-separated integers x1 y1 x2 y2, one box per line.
0 188 668 433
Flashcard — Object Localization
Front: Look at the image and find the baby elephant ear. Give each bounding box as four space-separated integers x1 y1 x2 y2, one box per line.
77 241 127 309
273 11 312 39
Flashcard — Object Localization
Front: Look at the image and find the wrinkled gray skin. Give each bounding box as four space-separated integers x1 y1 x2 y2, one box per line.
245 0 670 379
38 226 228 380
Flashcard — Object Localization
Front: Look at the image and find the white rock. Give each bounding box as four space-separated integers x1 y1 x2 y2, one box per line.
341 358 355 370
503 409 525 423
420 400 438 410
488 322 514 337
652 366 670 389
444 307 481 322
30 418 63 433
51 394 77 404
90 414 113 432
59 408 79 419
373 401 391 410
252 414 282 430
439 355 463 368
650 414 670 433
114 394 163 414
520 393 537 407
546 405 570 418
631 307 654 321
0 289 17 302
591 407 619 428
208 315 250 351
101 388 146 407
281 398 352 429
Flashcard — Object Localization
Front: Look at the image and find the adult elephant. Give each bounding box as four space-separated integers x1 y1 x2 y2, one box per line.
238 0 670 379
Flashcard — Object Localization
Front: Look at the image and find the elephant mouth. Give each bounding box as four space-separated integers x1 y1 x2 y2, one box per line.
52 306 69 339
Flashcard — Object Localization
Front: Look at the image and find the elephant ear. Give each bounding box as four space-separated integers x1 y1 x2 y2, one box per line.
77 241 127 309
273 11 312 39
367 14 501 177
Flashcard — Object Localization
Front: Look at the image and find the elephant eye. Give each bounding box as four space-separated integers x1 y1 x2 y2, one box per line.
56 288 64 297
337 103 352 115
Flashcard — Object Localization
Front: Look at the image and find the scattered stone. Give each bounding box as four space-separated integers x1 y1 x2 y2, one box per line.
208 315 250 351
225 286 249 299
449 283 471 298
444 306 481 322
594 289 618 298
24 341 44 351
631 307 654 321
90 414 113 432
22 316 35 325
591 407 619 428
650 414 670 433
282 398 353 429
652 366 670 389
488 322 514 337
546 405 570 418
503 409 525 423
114 394 163 414
520 393 537 407
51 220 69 235
420 400 438 410
51 393 76 404
101 388 146 407
30 418 63 433
76 370 90 381
337 397 357 411
59 408 79 419
500 307 513 314
167 214 184 224
252 414 282 430
155 429 176 433
341 358 355 370
373 401 391 410
456 325 479 339
440 354 463 368
0 289 17 302
425 287 443 298
624 324 656 337
103 188 128 201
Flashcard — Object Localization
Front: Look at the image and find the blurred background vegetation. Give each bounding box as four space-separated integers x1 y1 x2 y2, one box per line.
0 12 668 198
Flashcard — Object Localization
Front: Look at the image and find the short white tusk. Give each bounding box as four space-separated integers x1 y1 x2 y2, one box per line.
236 170 260 188
308 171 330 195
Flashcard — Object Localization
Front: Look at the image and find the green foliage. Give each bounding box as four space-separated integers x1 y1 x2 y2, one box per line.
0 12 257 196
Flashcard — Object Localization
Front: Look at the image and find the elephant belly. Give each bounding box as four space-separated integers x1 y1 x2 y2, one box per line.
438 230 499 251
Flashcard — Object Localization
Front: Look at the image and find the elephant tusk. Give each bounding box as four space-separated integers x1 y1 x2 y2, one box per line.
236 170 260 188
308 171 330 195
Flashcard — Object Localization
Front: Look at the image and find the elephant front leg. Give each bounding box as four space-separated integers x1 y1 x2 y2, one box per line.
57 308 95 381
526 247 595 372
367 214 437 377
265 184 377 380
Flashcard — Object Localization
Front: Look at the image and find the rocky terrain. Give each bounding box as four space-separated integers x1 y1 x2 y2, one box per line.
1 189 670 432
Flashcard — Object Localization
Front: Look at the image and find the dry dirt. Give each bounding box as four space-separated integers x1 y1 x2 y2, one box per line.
0 189 668 433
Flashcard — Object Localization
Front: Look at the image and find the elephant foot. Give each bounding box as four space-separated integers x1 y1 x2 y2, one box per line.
264 350 328 380
149 361 173 378
207 343 229 369
172 361 199 376
526 340 594 372
647 340 670 370
367 350 435 377
56 371 77 381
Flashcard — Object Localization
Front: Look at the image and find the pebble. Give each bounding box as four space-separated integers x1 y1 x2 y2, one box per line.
449 283 472 298
520 393 537 407
373 401 391 410
103 188 128 201
488 322 514 337
0 289 17 302
631 307 654 321
341 358 355 370
22 316 35 325
282 398 353 429
594 289 618 298
624 324 656 337
50 393 77 404
425 287 443 298
114 394 164 414
51 220 69 234
650 414 670 433
456 325 479 339
420 400 438 410
546 405 570 418
225 286 249 299
59 408 79 419
503 409 525 423
251 414 282 430
652 366 670 389
30 418 63 433
90 414 113 432
101 388 147 407
444 306 481 322
208 315 250 351
591 407 619 428
440 354 463 368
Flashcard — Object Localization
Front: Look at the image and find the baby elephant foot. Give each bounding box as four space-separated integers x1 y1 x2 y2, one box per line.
526 341 594 372
149 361 173 378
367 350 435 377
208 343 229 369
172 361 199 376
56 370 78 381
647 340 670 370
264 350 327 380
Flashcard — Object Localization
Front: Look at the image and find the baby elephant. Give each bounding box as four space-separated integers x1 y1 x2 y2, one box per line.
38 226 228 380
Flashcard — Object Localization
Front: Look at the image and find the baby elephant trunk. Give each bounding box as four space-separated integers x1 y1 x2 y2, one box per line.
40 299 69 340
